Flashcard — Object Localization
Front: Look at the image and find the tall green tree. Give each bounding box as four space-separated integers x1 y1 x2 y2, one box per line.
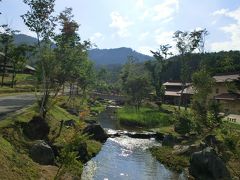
145 44 171 103
191 69 214 126
121 57 151 110
54 7 92 100
22 0 57 118
0 25 19 87
173 29 208 109
9 44 30 88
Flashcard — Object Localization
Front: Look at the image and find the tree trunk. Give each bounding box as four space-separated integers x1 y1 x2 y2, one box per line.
11 63 16 88
1 46 8 87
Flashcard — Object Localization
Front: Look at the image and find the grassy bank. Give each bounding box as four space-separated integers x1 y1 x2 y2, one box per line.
117 106 173 128
150 146 189 172
0 100 102 179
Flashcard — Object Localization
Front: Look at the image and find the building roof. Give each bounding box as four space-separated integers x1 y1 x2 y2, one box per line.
213 74 240 83
25 65 36 71
215 93 240 101
165 90 181 97
181 86 195 95
163 82 191 86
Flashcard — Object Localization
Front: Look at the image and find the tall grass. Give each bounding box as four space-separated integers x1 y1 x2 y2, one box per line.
117 106 173 128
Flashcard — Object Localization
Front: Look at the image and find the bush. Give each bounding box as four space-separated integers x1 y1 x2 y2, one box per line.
224 134 239 151
174 111 193 134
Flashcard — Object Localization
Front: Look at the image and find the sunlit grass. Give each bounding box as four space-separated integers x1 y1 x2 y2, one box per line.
117 106 172 128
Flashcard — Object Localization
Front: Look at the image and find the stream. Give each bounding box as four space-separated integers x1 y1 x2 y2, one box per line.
82 107 186 180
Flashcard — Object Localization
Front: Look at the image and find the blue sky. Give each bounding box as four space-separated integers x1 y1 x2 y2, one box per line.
0 0 240 55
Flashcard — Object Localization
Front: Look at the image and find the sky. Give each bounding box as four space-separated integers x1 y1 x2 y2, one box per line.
0 0 240 55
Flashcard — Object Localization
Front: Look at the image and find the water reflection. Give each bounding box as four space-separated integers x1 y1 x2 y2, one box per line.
82 137 184 180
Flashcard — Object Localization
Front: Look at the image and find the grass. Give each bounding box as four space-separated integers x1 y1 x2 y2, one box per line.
117 106 172 128
0 102 102 179
0 74 35 94
150 146 189 172
0 136 40 180
0 105 38 128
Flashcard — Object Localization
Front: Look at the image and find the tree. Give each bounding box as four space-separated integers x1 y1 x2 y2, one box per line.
121 57 151 110
145 45 171 103
191 69 214 126
173 29 209 109
9 44 30 88
124 76 151 110
22 0 57 118
54 7 92 99
0 25 19 87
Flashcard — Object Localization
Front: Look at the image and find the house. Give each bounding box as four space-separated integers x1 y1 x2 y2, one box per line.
0 52 36 74
163 81 192 105
211 74 240 114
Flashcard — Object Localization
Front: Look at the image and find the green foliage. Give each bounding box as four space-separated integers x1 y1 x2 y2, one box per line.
121 58 152 109
55 135 88 178
174 110 194 134
191 69 214 125
208 99 223 124
21 0 56 41
150 146 189 172
117 106 172 128
222 130 240 154
145 45 171 101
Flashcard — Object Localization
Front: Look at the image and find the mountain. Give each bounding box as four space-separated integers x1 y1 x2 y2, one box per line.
88 48 152 65
13 34 152 65
13 34 38 45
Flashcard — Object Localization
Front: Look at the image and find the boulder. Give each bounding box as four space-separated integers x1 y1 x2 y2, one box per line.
155 132 164 141
22 116 50 140
30 140 55 165
204 135 218 147
76 142 88 163
189 147 231 180
162 134 177 147
82 123 108 142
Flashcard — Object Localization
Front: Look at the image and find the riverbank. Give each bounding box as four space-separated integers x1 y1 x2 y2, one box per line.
116 104 240 179
117 106 173 128
0 97 103 179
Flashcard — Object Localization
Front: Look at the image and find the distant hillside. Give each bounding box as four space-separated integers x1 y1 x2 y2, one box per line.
13 34 152 65
88 48 152 65
13 34 38 45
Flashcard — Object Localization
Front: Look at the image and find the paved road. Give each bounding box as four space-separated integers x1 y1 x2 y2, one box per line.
0 94 35 119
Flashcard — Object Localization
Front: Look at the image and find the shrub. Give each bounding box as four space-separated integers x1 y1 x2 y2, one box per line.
174 111 193 134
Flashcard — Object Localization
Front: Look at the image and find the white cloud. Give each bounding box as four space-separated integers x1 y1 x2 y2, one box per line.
90 32 104 42
151 0 179 22
138 0 179 22
211 7 240 51
155 30 174 45
154 29 178 55
212 8 228 16
109 11 133 38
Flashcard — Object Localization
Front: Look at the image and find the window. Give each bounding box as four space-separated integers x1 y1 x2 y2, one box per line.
216 88 219 94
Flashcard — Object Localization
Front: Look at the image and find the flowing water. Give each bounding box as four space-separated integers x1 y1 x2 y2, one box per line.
82 108 186 180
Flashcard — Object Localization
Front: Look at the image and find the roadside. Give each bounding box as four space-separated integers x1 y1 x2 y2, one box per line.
0 94 35 120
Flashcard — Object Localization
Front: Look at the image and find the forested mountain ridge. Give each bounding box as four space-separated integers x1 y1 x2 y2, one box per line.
13 34 153 65
159 51 240 81
88 48 153 64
